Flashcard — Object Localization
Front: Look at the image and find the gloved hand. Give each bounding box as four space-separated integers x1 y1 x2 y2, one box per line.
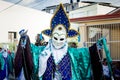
97 41 103 50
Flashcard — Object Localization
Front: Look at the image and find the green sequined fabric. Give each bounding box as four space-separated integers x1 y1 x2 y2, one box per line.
30 43 91 80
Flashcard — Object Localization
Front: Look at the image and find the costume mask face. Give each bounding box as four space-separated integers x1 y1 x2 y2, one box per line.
42 4 79 48
52 25 67 49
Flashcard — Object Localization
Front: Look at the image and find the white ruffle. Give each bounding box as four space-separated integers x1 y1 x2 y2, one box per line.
38 41 51 77
38 40 68 77
51 43 68 64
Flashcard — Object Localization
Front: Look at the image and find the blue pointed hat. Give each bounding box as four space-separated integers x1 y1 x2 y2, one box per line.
42 4 79 37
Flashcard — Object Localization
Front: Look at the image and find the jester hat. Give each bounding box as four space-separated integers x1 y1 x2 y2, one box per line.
42 4 79 37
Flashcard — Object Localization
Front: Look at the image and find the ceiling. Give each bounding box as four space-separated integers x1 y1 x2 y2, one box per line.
3 0 120 11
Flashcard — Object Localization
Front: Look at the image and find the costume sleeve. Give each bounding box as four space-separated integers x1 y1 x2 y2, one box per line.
30 43 45 79
89 43 103 80
7 54 14 74
69 47 91 80
0 54 5 70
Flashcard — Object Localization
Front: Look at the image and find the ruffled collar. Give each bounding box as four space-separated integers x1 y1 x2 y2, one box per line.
51 42 68 65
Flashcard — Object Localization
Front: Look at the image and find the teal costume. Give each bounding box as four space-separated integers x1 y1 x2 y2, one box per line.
30 44 91 80
0 53 4 71
34 4 91 80
15 3 112 80
29 4 112 80
30 38 112 80
0 51 14 80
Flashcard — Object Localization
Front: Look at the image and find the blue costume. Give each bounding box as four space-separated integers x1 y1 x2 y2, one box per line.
30 4 112 80
0 50 13 80
30 43 91 80
15 3 112 80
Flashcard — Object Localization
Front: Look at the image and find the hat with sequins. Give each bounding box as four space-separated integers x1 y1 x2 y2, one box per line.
42 4 79 37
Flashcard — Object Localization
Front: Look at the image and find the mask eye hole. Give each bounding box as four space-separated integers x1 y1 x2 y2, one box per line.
60 38 64 41
54 37 58 40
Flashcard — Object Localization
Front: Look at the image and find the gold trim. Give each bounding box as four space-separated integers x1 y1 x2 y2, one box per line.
67 28 80 38
42 3 80 38
42 29 51 37
50 3 70 31
52 24 68 37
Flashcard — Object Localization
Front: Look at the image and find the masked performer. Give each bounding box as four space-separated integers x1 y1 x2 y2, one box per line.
30 4 111 80
30 4 91 80
14 29 33 80
0 48 13 80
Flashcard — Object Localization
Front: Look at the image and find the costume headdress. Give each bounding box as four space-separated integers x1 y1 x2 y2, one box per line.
19 29 28 36
42 4 79 37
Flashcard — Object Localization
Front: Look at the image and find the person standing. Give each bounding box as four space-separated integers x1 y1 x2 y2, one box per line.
103 58 111 80
0 48 13 80
14 29 33 80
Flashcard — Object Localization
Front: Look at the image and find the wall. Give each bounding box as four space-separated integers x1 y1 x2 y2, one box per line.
78 19 120 60
69 4 115 18
97 4 115 15
110 25 120 60
0 1 52 43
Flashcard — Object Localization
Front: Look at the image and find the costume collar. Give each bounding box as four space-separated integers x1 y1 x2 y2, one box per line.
51 40 68 64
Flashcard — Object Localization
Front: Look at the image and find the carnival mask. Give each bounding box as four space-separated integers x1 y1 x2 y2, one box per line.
42 4 79 49
52 24 67 49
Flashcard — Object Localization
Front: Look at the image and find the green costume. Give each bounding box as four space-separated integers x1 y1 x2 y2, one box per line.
30 44 91 80
0 53 4 70
29 3 112 80
14 3 112 80
0 51 14 79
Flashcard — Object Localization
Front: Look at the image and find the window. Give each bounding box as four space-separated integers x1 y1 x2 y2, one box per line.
8 31 17 43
